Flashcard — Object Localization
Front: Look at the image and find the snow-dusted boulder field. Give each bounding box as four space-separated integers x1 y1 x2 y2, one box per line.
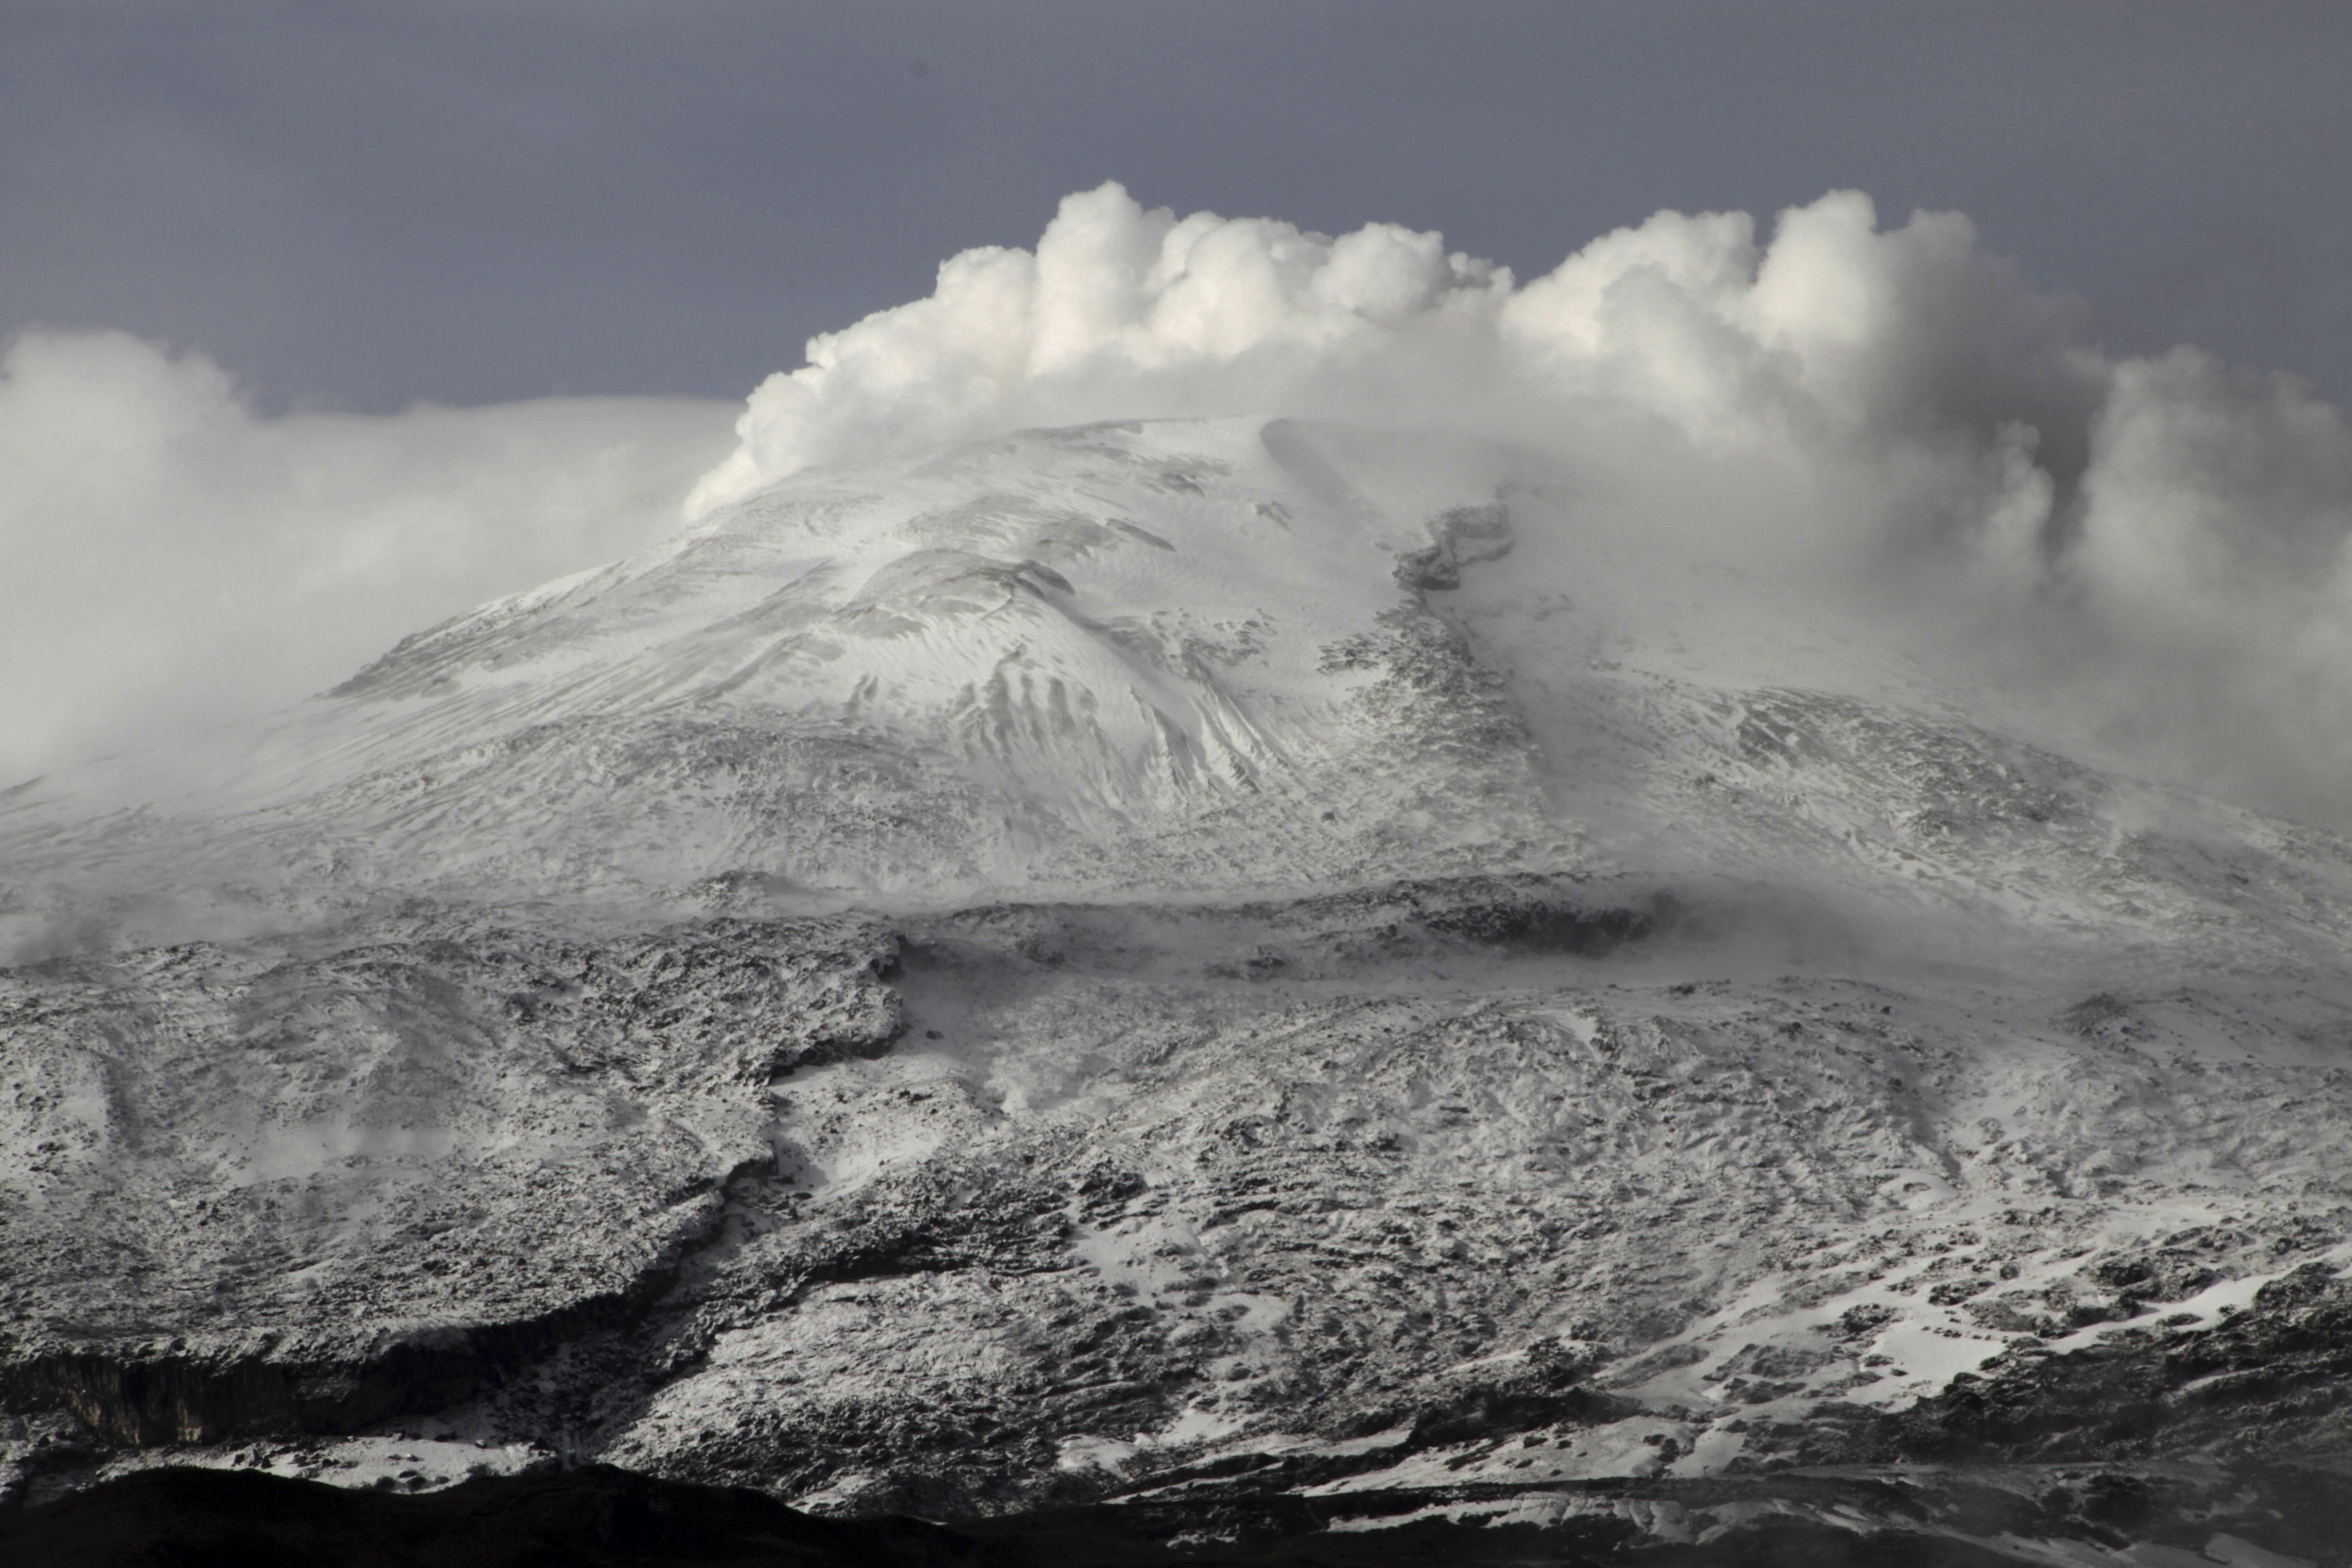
8 418 2352 1561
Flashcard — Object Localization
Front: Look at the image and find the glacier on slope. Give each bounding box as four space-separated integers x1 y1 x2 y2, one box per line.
5 418 2352 1561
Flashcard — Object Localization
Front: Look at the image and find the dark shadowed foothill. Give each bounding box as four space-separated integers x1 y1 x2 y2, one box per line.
0 1460 2091 1568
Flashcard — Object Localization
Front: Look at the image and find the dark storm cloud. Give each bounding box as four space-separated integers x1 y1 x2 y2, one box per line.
3 1 2349 412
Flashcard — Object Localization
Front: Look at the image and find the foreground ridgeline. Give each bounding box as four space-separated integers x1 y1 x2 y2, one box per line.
6 421 2352 1564
8 1461 2352 1566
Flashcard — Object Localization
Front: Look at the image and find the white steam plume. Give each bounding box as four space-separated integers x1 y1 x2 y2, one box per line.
691 183 2352 830
0 330 734 786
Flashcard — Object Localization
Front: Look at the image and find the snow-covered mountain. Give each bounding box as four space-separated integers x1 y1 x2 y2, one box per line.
6 419 1575 923
7 417 2352 1563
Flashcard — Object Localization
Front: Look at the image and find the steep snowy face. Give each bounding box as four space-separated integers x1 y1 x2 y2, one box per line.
319 416 1534 879
0 418 1584 924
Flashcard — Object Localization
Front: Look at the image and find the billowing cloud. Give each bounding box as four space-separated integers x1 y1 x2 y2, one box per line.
0 329 734 786
687 184 2093 512
690 183 2352 829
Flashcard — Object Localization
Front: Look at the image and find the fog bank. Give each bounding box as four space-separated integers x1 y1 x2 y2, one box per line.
0 329 734 785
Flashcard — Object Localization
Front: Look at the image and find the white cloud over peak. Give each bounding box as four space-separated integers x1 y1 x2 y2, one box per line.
689 183 2352 829
686 184 1512 516
688 184 2092 510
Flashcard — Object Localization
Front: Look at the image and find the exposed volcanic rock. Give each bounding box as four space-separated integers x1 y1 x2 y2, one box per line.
1832 1257 2352 1468
0 915 899 1446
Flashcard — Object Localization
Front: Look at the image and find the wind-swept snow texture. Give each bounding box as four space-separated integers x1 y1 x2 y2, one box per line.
9 191 2352 1563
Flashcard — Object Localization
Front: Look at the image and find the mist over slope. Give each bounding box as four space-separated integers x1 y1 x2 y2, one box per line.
0 331 737 786
13 410 2352 985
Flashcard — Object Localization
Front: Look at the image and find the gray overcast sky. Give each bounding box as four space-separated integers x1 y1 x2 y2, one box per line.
5 1 2350 412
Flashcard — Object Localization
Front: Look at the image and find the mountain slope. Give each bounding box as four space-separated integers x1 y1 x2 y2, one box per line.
5 418 2352 1564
